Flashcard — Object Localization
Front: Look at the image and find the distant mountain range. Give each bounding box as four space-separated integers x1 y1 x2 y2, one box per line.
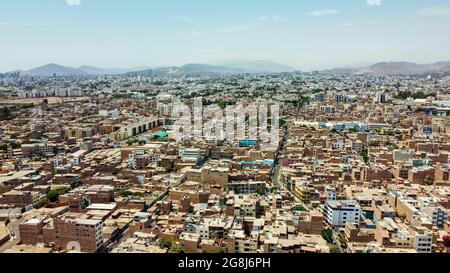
220 60 296 73
16 64 154 77
10 60 450 77
77 65 153 75
326 61 450 75
12 61 296 77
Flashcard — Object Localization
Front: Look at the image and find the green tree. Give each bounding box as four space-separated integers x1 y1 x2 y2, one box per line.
159 239 173 250
297 95 310 108
47 187 69 203
394 91 436 100
47 190 59 202
218 100 227 110
127 138 137 146
424 175 435 186
0 107 14 121
330 247 342 254
254 186 266 196
165 165 175 173
362 148 369 163
322 229 334 243
170 243 185 253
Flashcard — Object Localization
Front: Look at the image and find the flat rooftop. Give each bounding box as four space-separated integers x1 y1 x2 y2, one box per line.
0 170 36 184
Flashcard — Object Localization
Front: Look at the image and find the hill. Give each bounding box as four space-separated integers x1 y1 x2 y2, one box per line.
325 60 450 75
23 64 90 77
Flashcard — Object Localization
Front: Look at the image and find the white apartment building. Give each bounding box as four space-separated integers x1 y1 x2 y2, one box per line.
331 139 345 151
412 226 433 253
324 200 362 229
179 147 201 161
234 195 260 217
78 218 104 252
69 150 88 166
119 116 159 140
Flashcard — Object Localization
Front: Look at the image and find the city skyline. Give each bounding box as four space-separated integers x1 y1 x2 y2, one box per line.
1 0 450 72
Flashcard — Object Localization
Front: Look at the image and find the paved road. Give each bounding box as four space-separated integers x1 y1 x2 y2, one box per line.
332 233 346 253
272 162 283 189
0 214 28 253
270 124 288 190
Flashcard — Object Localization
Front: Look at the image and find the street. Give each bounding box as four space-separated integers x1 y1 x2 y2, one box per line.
0 213 29 253
270 123 288 190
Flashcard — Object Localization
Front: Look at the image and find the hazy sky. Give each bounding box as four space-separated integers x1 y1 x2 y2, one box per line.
1 0 450 71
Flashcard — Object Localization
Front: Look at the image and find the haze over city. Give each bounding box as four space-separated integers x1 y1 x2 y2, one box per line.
1 0 450 72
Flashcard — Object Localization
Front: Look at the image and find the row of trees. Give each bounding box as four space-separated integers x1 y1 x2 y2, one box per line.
158 239 185 253
47 187 70 202
126 138 145 146
118 190 145 198
394 91 436 100
322 229 343 253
